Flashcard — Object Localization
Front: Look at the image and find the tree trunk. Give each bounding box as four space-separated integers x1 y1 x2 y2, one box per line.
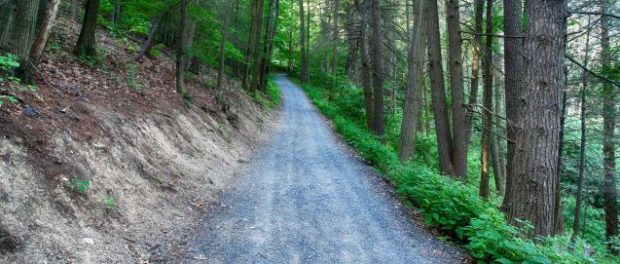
572 19 591 241
503 0 567 237
0 0 16 49
176 0 189 98
479 0 493 199
75 0 100 57
426 0 454 176
135 14 161 62
30 0 60 63
249 0 266 91
330 0 340 75
368 0 384 136
112 0 121 27
500 0 524 218
354 0 374 131
299 0 308 84
398 0 427 162
466 0 484 144
8 0 39 82
446 0 467 179
216 0 233 94
601 0 619 253
258 0 280 91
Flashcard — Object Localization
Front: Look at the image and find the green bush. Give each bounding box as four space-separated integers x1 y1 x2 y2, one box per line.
301 78 598 264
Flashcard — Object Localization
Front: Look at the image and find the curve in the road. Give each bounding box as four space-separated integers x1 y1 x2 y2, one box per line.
183 75 466 264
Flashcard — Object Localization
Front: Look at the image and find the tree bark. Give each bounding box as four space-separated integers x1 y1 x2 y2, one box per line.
600 0 619 253
446 0 468 179
466 0 484 144
479 0 493 199
427 0 454 176
176 0 189 98
369 0 384 136
216 0 233 93
502 0 567 237
398 0 427 162
299 0 308 84
500 0 523 218
354 0 374 131
75 0 100 57
30 0 60 64
8 0 39 83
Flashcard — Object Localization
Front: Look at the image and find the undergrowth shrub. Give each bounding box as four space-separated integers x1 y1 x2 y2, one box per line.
301 79 599 264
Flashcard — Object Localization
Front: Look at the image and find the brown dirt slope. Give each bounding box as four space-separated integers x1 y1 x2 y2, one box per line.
0 18 275 263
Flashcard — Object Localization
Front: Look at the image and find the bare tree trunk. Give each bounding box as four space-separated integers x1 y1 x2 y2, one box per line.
503 0 567 237
331 0 340 75
572 18 591 242
258 0 280 91
135 14 161 62
479 0 493 198
75 0 100 57
176 0 189 98
299 0 308 84
427 0 454 176
0 0 16 49
446 0 467 179
500 0 523 218
216 0 233 93
354 0 374 130
369 0 384 136
112 0 121 28
9 0 39 83
398 0 427 162
30 0 60 63
601 0 619 253
466 0 484 144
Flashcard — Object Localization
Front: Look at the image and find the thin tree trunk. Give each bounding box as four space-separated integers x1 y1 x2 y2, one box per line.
503 0 567 237
250 0 266 91
176 0 189 98
479 0 493 199
398 0 427 162
427 0 454 176
369 0 384 136
299 0 308 84
136 14 161 62
572 18 591 241
9 0 39 82
216 0 233 93
331 0 340 75
601 0 619 253
466 0 484 144
0 0 16 49
75 0 100 57
30 0 60 63
354 0 374 130
258 0 280 91
446 0 467 179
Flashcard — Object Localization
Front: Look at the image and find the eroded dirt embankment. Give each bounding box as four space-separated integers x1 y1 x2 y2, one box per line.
0 18 275 263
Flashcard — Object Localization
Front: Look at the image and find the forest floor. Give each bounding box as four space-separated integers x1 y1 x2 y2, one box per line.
0 18 276 263
177 76 469 263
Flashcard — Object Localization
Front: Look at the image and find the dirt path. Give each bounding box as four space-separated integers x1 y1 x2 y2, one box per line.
182 75 467 263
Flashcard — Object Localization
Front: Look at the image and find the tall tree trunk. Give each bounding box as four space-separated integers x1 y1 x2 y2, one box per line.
0 0 16 49
500 0 524 217
250 0 266 91
492 55 506 196
354 0 374 130
331 0 340 75
258 0 280 91
503 0 567 237
216 0 233 94
601 0 619 253
176 0 189 98
398 0 427 162
369 0 384 136
30 0 60 63
135 14 161 62
466 0 484 144
112 0 121 27
427 0 454 176
75 0 100 57
446 0 467 179
479 0 493 198
572 19 591 241
8 0 39 82
299 0 308 84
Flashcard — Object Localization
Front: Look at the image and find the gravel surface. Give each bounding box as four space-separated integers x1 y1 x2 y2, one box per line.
183 75 467 264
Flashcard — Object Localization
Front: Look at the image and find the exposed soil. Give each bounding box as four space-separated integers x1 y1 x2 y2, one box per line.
0 18 276 263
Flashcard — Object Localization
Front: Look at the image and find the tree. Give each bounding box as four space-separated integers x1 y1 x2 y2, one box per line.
176 0 189 98
6 0 39 82
502 0 567 237
600 0 619 253
446 0 468 179
299 0 308 84
75 0 101 57
426 0 454 176
398 0 427 161
30 0 61 64
479 0 493 199
466 0 484 142
354 0 374 131
368 0 384 136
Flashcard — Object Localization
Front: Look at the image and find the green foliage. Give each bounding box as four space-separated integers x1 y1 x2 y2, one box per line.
302 76 601 264
250 77 282 109
102 194 117 209
67 177 90 195
0 53 20 83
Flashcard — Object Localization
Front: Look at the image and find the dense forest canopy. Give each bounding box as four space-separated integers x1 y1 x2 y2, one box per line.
1 0 620 262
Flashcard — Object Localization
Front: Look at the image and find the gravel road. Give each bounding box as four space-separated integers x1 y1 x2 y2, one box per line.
183 75 467 264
